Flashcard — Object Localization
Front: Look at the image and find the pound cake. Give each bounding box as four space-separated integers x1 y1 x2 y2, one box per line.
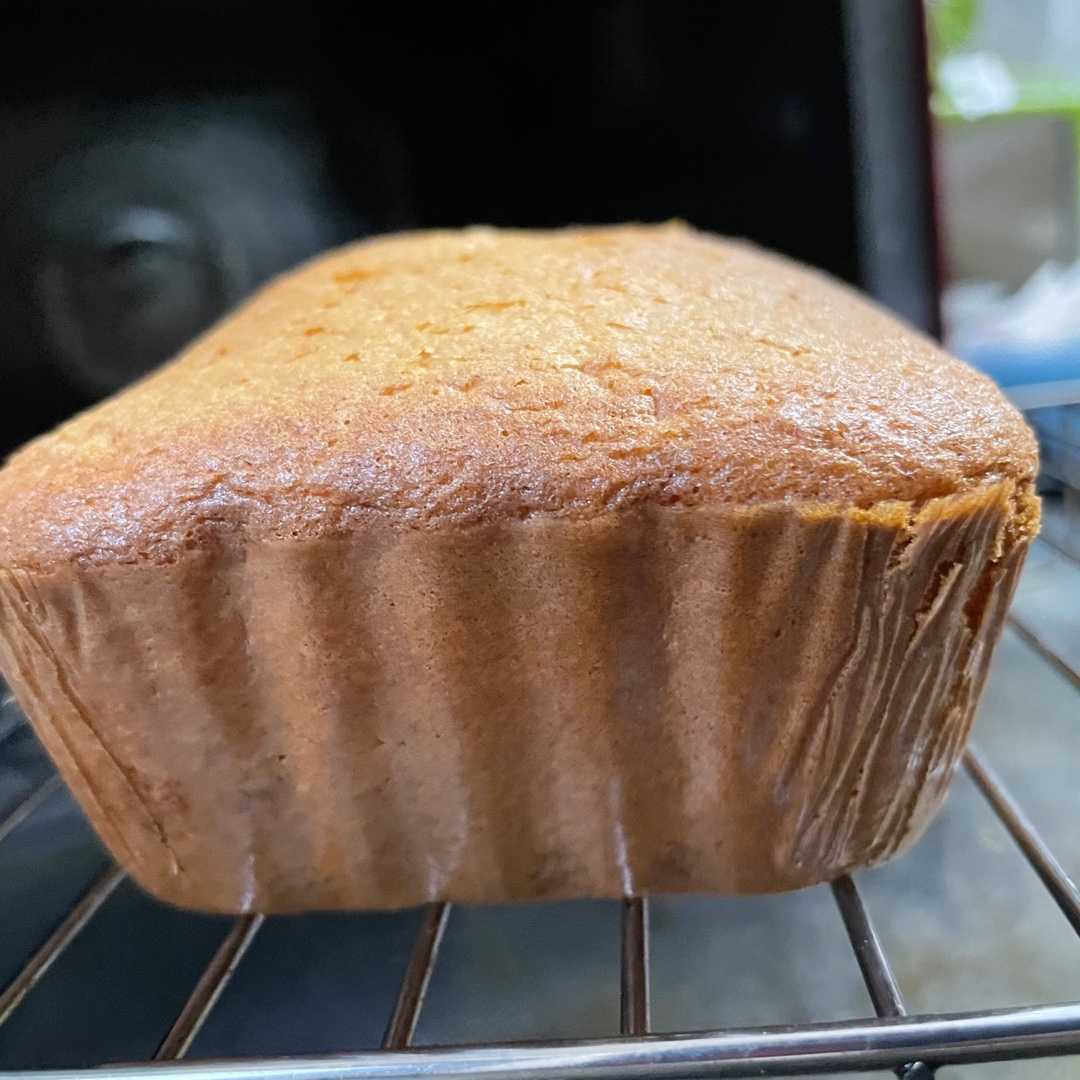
0 224 1038 912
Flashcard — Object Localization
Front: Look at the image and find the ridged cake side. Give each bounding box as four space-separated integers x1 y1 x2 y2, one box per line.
0 481 1034 912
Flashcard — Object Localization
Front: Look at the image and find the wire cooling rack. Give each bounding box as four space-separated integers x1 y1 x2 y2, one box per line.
2 614 1080 1080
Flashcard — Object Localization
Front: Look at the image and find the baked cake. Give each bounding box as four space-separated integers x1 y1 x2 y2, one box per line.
0 224 1039 911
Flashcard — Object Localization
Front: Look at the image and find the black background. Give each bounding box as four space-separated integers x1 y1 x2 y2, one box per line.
0 1 857 455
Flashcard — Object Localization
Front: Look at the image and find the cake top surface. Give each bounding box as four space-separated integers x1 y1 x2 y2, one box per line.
0 223 1037 568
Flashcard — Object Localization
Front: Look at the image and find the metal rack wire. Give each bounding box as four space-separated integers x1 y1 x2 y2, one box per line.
2 613 1080 1079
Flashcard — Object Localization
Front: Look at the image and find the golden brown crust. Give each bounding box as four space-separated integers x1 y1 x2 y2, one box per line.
0 223 1037 571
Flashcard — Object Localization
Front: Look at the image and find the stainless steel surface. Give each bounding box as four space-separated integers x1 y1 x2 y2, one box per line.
0 866 125 1027
1 539 1079 1078
830 878 904 1020
619 898 650 1037
1007 614 1080 694
10 1004 1080 1080
964 746 1080 938
0 694 23 747
831 878 934 1080
156 917 267 1062
0 777 61 847
382 905 450 1051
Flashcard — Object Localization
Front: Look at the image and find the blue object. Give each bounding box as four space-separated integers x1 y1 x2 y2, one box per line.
961 341 1080 389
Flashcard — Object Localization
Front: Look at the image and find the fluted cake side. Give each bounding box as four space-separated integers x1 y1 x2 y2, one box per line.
0 480 1033 911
